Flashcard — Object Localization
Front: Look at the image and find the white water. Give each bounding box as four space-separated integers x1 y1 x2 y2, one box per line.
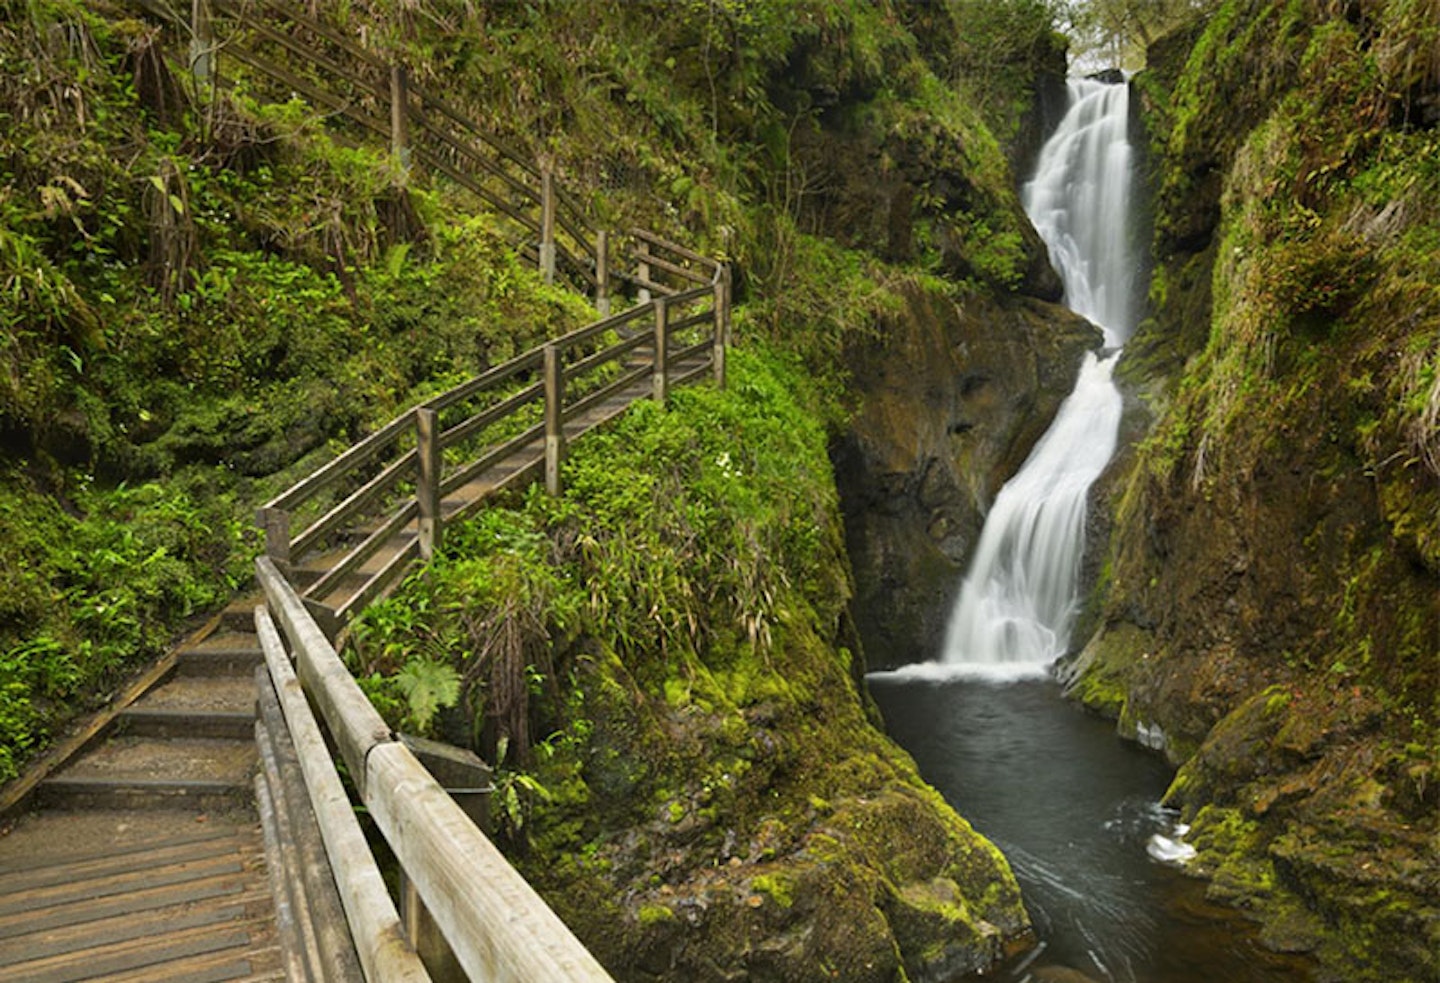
932 78 1136 682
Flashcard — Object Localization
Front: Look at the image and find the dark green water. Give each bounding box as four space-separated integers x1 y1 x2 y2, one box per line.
867 675 1315 983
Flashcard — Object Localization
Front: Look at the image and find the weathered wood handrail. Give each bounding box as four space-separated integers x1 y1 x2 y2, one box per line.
196 0 734 305
254 600 429 983
258 275 725 637
257 558 614 982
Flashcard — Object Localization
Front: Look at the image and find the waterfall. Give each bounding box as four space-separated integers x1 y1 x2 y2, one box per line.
938 78 1136 680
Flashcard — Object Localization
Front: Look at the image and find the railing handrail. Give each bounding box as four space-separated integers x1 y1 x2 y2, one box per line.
256 558 614 983
262 285 718 532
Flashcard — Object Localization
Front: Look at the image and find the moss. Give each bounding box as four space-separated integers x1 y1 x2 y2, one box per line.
1060 622 1152 721
1185 805 1277 907
637 903 676 927
751 872 796 909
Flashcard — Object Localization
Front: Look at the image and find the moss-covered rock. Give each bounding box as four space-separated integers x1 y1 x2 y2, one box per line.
1071 4 1440 979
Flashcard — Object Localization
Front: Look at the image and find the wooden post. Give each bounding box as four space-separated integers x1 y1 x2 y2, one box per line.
257 507 292 576
543 343 564 495
652 298 669 404
401 873 466 983
721 264 734 345
539 165 556 285
416 408 440 560
390 64 412 178
637 247 651 304
190 0 213 99
712 268 727 390
594 230 610 316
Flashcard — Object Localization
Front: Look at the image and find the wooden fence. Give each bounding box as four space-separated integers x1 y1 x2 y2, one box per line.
255 557 614 983
257 249 726 634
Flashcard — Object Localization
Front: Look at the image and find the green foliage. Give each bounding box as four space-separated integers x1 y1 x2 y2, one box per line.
1069 0 1218 71
0 472 252 781
394 658 462 735
0 0 612 778
913 0 1068 142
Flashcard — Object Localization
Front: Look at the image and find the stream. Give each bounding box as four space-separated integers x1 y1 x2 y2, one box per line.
867 78 1314 982
869 677 1315 982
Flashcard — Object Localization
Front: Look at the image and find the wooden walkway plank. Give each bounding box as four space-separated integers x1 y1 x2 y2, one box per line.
0 869 255 940
0 886 272 964
0 916 269 982
0 852 247 918
0 824 239 881
0 829 247 898
90 947 284 983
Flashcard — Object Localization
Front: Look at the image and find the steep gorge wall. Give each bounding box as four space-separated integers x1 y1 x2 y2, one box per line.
835 287 1100 664
1067 3 1439 979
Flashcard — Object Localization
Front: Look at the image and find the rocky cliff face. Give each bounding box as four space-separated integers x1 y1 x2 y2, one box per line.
834 284 1101 665
1065 3 1440 980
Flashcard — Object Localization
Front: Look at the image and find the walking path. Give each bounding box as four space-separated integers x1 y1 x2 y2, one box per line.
0 612 280 983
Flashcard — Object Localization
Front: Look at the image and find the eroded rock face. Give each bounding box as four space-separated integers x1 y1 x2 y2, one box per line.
834 282 1102 666
1063 5 1440 981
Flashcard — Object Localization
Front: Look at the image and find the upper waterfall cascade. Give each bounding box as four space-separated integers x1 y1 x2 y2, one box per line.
939 77 1136 678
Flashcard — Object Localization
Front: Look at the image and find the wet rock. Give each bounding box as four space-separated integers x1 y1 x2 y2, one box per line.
835 282 1101 665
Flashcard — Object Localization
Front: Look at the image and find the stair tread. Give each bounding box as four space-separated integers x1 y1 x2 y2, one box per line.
128 676 258 716
189 632 262 654
51 737 257 787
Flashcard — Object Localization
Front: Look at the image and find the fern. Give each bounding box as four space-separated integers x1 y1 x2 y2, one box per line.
394 657 461 734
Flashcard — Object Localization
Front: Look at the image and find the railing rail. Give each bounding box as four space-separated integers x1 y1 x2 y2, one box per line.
257 266 726 636
256 558 614 983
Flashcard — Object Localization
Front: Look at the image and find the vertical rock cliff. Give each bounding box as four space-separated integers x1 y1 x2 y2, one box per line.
1067 3 1439 980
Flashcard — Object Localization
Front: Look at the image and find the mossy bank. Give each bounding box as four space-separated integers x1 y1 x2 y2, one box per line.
1068 2 1440 980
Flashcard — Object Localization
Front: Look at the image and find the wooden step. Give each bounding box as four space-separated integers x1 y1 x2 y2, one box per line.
38 737 257 813
0 883 272 964
219 599 263 633
177 633 263 678
115 674 258 740
126 673 258 716
0 827 245 898
36 775 255 814
115 707 255 741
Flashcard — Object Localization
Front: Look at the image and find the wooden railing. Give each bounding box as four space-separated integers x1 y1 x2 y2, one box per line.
255 557 613 983
258 254 726 634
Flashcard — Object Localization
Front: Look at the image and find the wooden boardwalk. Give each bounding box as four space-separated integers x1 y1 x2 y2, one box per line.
0 616 282 983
